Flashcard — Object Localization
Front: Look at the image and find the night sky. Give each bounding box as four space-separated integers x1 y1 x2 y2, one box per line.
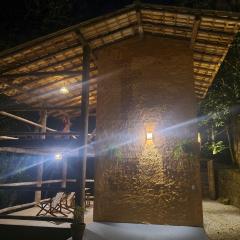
0 0 196 51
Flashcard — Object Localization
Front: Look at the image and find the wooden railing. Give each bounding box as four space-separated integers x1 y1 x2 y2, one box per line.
0 178 94 221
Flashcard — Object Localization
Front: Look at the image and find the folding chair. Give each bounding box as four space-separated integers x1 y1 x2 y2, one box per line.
61 192 75 213
36 192 67 217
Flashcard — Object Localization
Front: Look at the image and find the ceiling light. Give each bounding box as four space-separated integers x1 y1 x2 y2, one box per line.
55 152 63 160
60 86 69 94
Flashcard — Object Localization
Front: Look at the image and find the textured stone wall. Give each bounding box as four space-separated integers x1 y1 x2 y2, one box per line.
217 167 240 208
94 36 203 226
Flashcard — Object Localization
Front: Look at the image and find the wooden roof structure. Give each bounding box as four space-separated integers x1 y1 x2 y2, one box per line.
0 2 240 117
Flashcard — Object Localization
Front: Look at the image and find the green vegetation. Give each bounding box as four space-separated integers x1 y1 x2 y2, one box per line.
199 34 240 164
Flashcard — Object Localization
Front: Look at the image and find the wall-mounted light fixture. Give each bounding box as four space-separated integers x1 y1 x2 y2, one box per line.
145 123 155 143
197 132 201 144
55 152 63 160
146 132 153 140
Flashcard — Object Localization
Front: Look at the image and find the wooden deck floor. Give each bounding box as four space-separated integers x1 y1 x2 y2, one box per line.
0 204 93 228
1 200 240 240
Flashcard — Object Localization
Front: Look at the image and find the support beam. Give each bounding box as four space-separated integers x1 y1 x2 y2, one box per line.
75 29 98 63
35 110 47 203
208 160 216 200
75 45 90 222
191 16 201 48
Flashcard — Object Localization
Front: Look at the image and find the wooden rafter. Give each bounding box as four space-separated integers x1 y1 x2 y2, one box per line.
0 2 239 110
0 44 82 74
0 70 91 79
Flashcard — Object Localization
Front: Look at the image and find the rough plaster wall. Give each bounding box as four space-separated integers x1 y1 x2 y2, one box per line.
217 168 240 208
94 36 203 226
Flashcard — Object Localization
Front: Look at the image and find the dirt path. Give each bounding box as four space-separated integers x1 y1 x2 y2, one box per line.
203 200 240 240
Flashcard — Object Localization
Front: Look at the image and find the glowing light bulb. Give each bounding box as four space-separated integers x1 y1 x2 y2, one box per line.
146 132 153 140
55 153 63 160
60 86 69 94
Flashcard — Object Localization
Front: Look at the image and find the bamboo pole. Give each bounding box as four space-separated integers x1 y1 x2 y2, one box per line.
0 136 18 140
0 111 56 132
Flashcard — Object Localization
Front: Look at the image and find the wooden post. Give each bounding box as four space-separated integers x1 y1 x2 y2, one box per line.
208 160 216 200
61 159 68 188
61 116 70 189
34 110 47 203
75 45 90 222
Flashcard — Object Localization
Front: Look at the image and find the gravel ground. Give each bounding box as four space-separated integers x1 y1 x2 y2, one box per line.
203 200 240 240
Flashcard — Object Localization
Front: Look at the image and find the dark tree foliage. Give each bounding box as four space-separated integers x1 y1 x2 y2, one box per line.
199 34 240 162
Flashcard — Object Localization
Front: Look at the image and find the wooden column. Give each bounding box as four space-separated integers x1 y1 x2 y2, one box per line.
75 45 90 221
61 159 68 188
34 110 47 203
208 160 216 200
61 116 71 189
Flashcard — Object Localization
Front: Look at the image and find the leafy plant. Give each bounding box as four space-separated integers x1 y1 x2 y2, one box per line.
199 34 240 162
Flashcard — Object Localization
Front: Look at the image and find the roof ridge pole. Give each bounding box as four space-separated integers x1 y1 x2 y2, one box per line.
134 0 144 38
75 43 91 227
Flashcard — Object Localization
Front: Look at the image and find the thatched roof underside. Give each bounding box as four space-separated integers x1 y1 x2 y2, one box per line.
0 3 239 117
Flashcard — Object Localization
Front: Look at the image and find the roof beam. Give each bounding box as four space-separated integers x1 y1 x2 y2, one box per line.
0 54 87 93
143 21 192 33
0 70 88 79
0 78 51 108
194 49 224 57
27 68 97 94
14 74 97 103
193 58 219 65
0 111 56 132
194 66 215 72
0 44 82 75
11 67 97 99
0 106 86 111
75 29 98 62
191 15 200 48
87 23 137 43
22 83 97 106
50 91 97 107
7 63 95 99
196 39 230 47
140 2 240 21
